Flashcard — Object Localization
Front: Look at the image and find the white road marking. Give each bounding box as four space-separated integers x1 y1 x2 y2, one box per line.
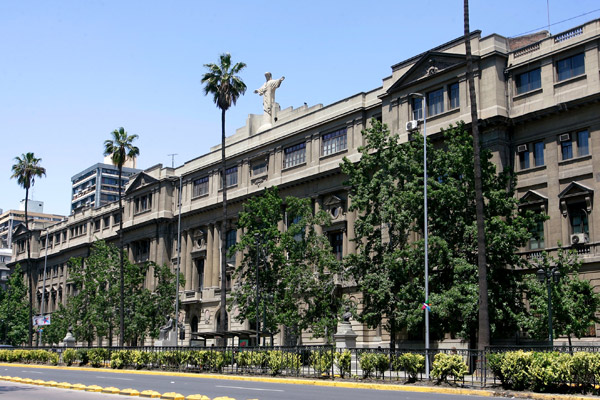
216 385 284 392
22 371 43 374
94 376 134 381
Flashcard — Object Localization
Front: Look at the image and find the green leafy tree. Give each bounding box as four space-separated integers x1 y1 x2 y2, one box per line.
40 303 70 345
343 120 538 348
522 247 600 348
146 261 185 339
202 53 247 340
0 264 29 345
103 127 140 346
341 119 425 351
426 123 538 343
11 152 46 346
230 187 343 342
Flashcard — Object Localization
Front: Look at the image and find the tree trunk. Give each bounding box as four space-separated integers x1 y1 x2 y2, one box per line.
25 187 33 347
219 107 228 346
118 165 125 347
464 0 490 351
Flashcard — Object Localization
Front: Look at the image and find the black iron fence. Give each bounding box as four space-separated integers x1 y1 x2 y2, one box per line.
3 344 600 393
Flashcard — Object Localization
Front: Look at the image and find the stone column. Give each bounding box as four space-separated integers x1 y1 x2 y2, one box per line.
181 231 190 291
314 197 323 235
185 231 193 290
212 222 221 288
346 197 356 255
205 224 214 290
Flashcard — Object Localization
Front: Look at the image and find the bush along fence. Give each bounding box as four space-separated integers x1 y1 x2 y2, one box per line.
1 346 600 394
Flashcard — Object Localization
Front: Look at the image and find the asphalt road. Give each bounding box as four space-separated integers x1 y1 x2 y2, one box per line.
1 364 506 400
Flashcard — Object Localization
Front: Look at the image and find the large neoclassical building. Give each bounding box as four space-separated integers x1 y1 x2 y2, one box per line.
11 19 600 346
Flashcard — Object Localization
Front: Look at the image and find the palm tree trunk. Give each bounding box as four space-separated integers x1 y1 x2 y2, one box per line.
118 166 125 347
219 107 228 345
464 0 490 350
25 187 33 347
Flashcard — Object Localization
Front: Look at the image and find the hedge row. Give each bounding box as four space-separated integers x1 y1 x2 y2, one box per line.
0 349 59 365
487 350 600 394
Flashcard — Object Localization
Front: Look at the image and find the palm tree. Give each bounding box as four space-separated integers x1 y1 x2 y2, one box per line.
463 0 490 350
202 53 247 341
11 152 46 346
104 127 139 346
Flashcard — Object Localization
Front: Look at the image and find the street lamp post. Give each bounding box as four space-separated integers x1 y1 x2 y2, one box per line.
410 92 429 378
536 267 560 347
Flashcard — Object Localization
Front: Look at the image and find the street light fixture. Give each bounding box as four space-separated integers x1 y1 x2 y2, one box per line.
536 267 560 347
410 92 429 378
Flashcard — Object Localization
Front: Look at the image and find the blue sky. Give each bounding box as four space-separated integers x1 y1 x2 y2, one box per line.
2 0 599 217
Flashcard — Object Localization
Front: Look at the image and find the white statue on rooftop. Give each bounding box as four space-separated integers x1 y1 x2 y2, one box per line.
255 72 285 131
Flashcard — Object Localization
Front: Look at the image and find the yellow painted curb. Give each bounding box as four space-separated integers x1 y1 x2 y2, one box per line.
44 380 59 387
140 390 162 398
32 379 46 385
161 392 185 400
213 397 236 400
71 383 87 390
186 395 211 400
10 377 23 382
102 386 122 394
120 388 141 396
21 378 34 384
57 381 73 389
86 384 104 392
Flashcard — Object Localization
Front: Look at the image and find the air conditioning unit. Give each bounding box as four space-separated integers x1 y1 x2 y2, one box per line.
570 233 589 245
406 120 419 131
517 144 528 153
559 133 571 142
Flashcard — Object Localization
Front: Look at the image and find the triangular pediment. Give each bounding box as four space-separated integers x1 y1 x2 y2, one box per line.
125 172 158 194
558 182 593 199
323 195 343 207
387 52 471 94
12 223 28 237
520 190 548 206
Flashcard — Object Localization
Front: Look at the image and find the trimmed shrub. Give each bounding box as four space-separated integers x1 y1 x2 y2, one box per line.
310 349 333 376
88 348 108 368
431 353 468 382
393 353 425 382
500 350 533 390
359 352 378 378
76 348 89 366
62 348 77 366
335 350 351 378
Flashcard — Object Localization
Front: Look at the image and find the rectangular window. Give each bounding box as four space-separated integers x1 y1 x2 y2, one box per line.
252 161 267 177
113 213 121 224
322 128 347 156
561 140 573 160
516 68 541 94
94 219 101 232
529 220 545 250
577 130 589 156
412 97 423 120
533 141 545 167
330 231 344 261
448 83 459 109
193 176 209 197
225 167 238 187
557 53 585 81
427 88 444 116
103 216 110 229
570 208 589 234
225 229 237 264
134 194 152 213
519 146 530 170
283 142 306 169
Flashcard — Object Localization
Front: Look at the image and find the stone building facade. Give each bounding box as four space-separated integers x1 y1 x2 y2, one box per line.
10 19 600 346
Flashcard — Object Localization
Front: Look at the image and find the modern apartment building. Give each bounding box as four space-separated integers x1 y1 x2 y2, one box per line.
71 156 140 213
0 202 64 249
11 19 600 347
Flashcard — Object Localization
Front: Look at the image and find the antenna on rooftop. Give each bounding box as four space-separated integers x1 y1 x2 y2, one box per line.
547 0 551 31
168 153 178 169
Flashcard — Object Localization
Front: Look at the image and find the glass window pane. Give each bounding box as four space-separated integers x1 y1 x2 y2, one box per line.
449 83 459 109
561 141 573 160
534 141 544 166
412 97 423 120
577 130 589 156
